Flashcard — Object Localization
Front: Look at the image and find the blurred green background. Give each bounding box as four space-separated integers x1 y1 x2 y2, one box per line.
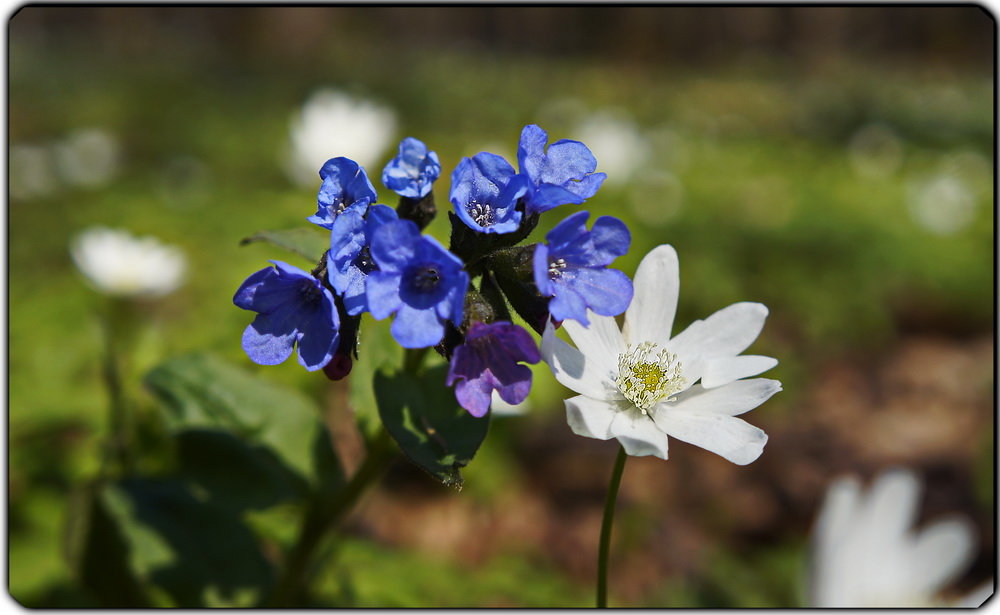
8 6 994 607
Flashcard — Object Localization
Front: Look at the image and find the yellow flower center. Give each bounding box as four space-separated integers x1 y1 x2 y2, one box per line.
615 342 687 413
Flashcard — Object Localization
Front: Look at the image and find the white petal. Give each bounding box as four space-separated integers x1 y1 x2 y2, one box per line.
668 379 782 417
561 312 625 377
541 323 621 401
609 410 669 459
565 395 619 440
668 302 769 372
809 476 865 607
623 244 678 347
700 355 778 388
653 410 766 465
908 517 976 597
861 468 920 551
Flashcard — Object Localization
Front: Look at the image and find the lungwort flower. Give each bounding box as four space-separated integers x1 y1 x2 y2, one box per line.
366 219 468 348
541 245 780 463
234 261 340 371
450 152 530 234
446 321 541 417
70 226 187 298
517 123 606 214
810 468 990 607
307 157 378 229
533 211 633 326
328 202 399 315
382 137 441 199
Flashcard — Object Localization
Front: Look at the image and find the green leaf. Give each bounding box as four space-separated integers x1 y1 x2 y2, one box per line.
349 316 402 440
374 364 489 489
240 228 328 264
174 429 308 512
144 353 320 483
64 482 151 607
103 477 273 607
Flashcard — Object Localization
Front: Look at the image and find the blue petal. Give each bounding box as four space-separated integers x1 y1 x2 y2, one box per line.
391 303 445 348
545 210 591 252
547 282 590 326
294 292 340 371
564 267 633 318
517 124 549 180
540 139 598 185
589 216 631 263
532 243 552 296
233 267 277 310
365 271 402 320
328 208 367 294
563 172 606 200
370 219 419 272
525 183 586 213
241 306 299 365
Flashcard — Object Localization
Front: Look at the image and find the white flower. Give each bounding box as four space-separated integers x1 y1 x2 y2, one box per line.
810 468 989 607
285 89 397 187
541 244 780 464
70 227 187 298
573 110 651 185
54 128 121 188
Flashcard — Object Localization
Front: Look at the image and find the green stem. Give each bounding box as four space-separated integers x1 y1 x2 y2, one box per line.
267 428 395 606
597 445 628 608
98 303 133 476
267 347 426 606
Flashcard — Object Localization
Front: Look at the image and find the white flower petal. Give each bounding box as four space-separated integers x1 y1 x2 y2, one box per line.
700 355 778 389
609 410 669 459
561 311 626 377
541 323 621 401
668 379 782 417
809 476 865 607
862 469 920 549
653 410 766 465
668 302 769 373
565 395 619 440
623 244 678 347
908 517 976 597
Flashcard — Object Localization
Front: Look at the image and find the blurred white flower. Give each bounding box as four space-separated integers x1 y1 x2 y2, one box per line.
907 172 976 236
70 227 187 298
810 468 990 607
10 143 57 200
542 245 780 463
573 110 651 184
54 128 121 188
285 89 397 187
490 390 531 417
847 123 904 180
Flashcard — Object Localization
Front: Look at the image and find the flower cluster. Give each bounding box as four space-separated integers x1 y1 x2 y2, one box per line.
235 124 632 416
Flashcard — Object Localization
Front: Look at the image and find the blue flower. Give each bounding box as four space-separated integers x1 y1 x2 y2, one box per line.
308 157 378 229
382 137 441 199
446 321 541 417
533 211 633 326
327 202 399 316
366 219 469 348
233 261 340 371
517 124 607 214
449 152 529 234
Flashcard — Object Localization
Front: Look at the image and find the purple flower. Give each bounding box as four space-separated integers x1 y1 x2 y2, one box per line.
328 202 399 315
233 261 340 371
449 152 530 234
382 137 441 199
308 157 378 229
517 124 606 215
366 219 469 348
446 321 541 417
533 210 633 326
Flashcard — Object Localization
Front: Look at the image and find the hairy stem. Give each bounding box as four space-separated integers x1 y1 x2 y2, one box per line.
597 445 628 608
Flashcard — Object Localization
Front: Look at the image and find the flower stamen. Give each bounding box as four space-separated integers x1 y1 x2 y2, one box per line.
615 342 686 414
548 258 568 279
